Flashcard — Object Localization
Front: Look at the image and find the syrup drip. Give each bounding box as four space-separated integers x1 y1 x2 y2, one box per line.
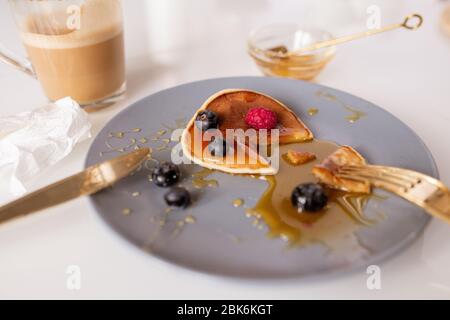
172 215 197 238
108 128 141 139
122 208 132 216
308 108 319 116
192 168 219 189
100 121 184 157
162 118 187 135
233 199 245 208
100 128 143 156
144 210 198 251
100 137 138 156
316 91 367 123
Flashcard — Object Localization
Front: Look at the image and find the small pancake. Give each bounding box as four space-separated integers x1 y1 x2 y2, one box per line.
181 89 314 175
312 146 371 194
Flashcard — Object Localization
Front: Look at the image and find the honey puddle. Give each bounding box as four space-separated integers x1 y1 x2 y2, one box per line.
245 139 381 255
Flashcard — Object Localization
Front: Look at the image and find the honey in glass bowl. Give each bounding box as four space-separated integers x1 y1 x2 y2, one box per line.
248 24 336 81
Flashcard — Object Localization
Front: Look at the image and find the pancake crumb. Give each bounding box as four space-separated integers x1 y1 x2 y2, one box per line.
283 150 317 166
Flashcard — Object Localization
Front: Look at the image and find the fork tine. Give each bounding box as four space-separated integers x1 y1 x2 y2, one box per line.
337 168 414 193
341 166 417 183
339 165 420 188
337 171 410 192
367 165 422 184
335 173 366 182
336 165 450 225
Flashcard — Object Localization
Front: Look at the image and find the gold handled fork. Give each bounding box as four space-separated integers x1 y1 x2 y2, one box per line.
335 165 450 224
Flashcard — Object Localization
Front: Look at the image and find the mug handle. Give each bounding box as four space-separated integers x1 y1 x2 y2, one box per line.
0 44 35 77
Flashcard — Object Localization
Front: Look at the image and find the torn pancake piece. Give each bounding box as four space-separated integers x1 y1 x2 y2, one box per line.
312 146 371 194
283 150 317 166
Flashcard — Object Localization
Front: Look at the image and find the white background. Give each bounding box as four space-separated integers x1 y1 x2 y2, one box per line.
0 0 450 299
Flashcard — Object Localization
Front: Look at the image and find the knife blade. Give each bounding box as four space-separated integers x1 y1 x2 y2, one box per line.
0 147 150 225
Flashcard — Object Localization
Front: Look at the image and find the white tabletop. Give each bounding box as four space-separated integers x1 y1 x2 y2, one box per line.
1 0 450 299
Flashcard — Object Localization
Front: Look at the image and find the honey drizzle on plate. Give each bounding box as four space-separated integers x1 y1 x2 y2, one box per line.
233 198 245 208
100 121 383 254
192 168 219 189
308 108 319 116
316 91 367 123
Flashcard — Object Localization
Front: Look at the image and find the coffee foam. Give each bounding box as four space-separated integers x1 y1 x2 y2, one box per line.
21 0 123 49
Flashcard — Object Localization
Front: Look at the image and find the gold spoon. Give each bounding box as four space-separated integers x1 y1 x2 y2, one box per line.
268 13 424 57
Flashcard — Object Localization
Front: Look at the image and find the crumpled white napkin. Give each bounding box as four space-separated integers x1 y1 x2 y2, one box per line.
0 97 91 203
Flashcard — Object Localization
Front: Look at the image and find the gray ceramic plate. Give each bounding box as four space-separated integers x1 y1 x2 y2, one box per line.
86 77 438 279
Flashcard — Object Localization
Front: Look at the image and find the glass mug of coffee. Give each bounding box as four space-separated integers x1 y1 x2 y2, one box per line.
1 0 126 110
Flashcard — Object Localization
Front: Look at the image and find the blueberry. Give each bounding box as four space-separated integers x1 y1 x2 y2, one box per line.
152 162 181 188
208 137 229 157
195 110 219 131
291 183 328 213
164 187 191 208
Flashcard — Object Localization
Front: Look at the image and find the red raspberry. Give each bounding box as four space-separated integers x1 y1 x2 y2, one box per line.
245 107 278 130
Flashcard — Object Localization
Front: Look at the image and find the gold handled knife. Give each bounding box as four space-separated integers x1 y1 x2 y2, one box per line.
0 148 150 225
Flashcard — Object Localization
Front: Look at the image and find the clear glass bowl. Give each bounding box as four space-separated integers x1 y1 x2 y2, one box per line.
248 24 336 81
